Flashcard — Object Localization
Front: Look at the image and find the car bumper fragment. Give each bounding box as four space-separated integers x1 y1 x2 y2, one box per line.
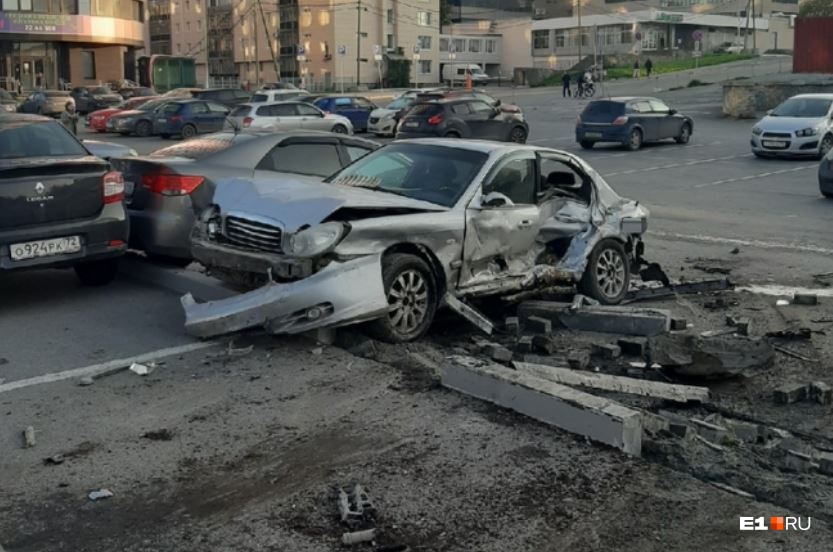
182 253 389 338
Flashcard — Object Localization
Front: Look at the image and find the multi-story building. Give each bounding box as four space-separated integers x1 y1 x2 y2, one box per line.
0 0 147 91
532 0 801 20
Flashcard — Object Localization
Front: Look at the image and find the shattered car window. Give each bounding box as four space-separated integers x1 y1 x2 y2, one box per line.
327 143 488 207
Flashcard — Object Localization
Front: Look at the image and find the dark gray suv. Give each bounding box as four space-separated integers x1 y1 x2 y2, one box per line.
0 114 128 285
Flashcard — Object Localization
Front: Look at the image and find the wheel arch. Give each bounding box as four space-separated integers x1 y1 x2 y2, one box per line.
382 243 448 297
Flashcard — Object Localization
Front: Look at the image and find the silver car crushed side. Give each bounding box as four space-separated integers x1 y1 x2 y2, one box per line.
183 140 649 339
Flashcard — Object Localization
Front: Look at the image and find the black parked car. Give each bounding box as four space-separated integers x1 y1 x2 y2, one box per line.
396 98 528 143
192 88 252 108
576 97 693 151
106 98 171 137
820 148 833 199
0 114 128 285
71 86 123 114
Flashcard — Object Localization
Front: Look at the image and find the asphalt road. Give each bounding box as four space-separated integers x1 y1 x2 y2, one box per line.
2 56 830 387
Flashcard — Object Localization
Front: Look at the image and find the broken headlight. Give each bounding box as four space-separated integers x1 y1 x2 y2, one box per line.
795 127 818 137
287 222 347 258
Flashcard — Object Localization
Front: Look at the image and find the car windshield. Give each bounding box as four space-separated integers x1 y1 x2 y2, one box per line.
386 97 412 109
0 120 87 159
771 98 832 118
251 94 268 103
327 143 488 207
149 133 256 160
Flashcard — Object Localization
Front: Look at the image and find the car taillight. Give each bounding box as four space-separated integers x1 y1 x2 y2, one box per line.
612 116 629 126
103 171 124 204
243 116 253 127
140 173 205 196
427 113 443 125
170 115 182 122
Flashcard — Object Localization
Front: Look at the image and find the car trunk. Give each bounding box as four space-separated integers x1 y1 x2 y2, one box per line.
580 101 625 125
0 159 108 230
111 157 201 210
400 104 444 132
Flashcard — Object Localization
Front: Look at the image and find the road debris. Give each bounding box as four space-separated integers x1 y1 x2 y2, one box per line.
650 333 774 378
513 361 709 403
129 362 154 376
773 383 809 405
793 293 819 306
766 328 812 340
88 489 114 501
443 356 642 455
618 338 646 357
504 316 520 335
710 481 753 498
690 418 728 443
488 344 514 363
444 293 494 335
810 382 833 405
773 346 817 363
776 299 790 307
725 315 750 336
141 429 174 441
518 301 671 337
78 376 95 387
337 483 376 529
625 278 732 302
23 426 36 448
342 529 377 546
205 342 255 361
525 315 552 335
591 343 621 359
43 454 65 466
311 347 324 356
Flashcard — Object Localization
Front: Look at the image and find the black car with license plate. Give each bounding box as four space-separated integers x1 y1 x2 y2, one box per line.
395 98 528 143
0 114 128 285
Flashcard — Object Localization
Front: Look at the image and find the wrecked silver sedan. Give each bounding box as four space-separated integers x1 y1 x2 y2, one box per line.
184 139 649 342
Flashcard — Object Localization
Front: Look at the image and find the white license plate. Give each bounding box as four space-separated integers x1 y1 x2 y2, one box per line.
405 121 419 127
585 132 602 138
763 140 787 148
10 236 81 261
157 118 167 123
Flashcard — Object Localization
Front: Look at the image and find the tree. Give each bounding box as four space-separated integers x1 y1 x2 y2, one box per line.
800 0 833 17
385 59 412 87
440 0 453 26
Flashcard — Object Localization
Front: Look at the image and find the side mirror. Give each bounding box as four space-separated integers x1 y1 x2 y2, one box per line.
668 108 678 115
494 98 502 107
481 191 512 208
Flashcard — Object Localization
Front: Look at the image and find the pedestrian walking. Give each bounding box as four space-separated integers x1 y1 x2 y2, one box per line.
645 58 654 78
60 101 78 135
561 72 571 98
632 59 640 79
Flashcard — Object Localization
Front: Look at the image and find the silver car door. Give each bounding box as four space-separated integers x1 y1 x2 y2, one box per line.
295 102 331 131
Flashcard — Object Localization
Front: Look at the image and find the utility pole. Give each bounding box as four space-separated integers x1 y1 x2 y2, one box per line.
577 0 582 65
751 0 756 52
743 0 751 52
204 0 211 87
256 0 280 82
253 5 260 86
356 0 362 87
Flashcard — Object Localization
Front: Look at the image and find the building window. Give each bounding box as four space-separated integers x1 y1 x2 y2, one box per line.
387 9 394 24
485 39 496 53
186 21 191 32
81 51 96 79
532 30 549 49
197 20 201 30
419 59 431 74
418 35 431 49
417 11 431 26
177 43 182 54
439 37 449 52
468 39 481 53
175 22 180 32
387 34 395 49
453 38 464 53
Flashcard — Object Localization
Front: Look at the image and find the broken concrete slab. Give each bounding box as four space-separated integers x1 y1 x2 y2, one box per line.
532 335 557 355
514 361 710 403
522 354 570 369
591 343 621 360
690 418 728 444
726 315 751 336
793 293 819 306
618 338 646 357
23 426 36 449
518 301 671 337
516 336 534 354
724 419 760 443
649 334 774 378
783 449 817 472
773 384 808 405
525 315 552 335
444 293 494 335
443 356 642 456
810 382 833 405
625 278 733 302
670 318 687 331
819 453 833 476
488 344 514 363
640 411 671 436
504 316 520 336
567 349 590 370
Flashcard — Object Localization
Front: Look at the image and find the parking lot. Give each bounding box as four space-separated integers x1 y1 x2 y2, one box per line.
3 56 833 551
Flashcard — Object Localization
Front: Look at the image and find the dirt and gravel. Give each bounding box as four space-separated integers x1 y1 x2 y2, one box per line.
2 257 833 551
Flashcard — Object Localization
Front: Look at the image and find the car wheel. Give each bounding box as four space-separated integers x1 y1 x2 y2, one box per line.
626 128 643 151
580 140 595 150
135 120 152 138
74 258 119 286
579 239 630 305
444 131 461 138
369 253 438 343
818 134 833 160
332 124 348 134
675 123 692 144
509 126 527 143
181 124 197 139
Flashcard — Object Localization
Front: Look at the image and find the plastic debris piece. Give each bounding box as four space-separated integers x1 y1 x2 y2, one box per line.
23 426 36 448
88 489 114 501
129 362 154 376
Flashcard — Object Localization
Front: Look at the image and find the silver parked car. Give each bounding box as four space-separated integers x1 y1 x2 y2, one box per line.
751 94 833 159
228 101 353 133
110 131 378 262
185 139 649 343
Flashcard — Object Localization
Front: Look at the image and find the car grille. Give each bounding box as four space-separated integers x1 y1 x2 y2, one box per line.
762 132 791 139
223 216 283 253
369 117 379 124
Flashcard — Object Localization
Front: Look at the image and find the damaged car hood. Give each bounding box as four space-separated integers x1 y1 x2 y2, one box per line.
213 176 447 232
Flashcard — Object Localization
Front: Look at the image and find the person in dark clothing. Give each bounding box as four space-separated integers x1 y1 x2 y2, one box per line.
561 72 571 98
645 58 654 77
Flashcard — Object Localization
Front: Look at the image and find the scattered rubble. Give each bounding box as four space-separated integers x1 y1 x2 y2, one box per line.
591 343 621 359
504 316 520 335
444 294 494 335
772 346 817 363
23 426 36 449
649 333 774 378
774 382 832 405
519 301 671 337
488 344 514 363
690 418 728 444
342 529 377 546
625 278 732 302
617 338 646 357
810 382 833 405
88 489 114 501
725 315 750 336
766 328 812 340
525 316 552 335
43 454 65 466
793 293 819 306
129 362 154 376
141 429 175 441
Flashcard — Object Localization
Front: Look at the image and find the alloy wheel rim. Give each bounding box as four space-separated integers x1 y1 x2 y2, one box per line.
387 269 429 334
596 249 626 298
511 128 525 142
822 136 833 156
631 131 641 148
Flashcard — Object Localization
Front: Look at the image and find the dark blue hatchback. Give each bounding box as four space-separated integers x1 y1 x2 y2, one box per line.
153 99 230 139
313 96 376 132
576 97 693 151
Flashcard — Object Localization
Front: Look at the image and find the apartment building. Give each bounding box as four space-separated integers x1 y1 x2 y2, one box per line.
532 0 801 20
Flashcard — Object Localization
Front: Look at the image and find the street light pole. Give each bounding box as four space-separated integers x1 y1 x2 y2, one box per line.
356 0 362 87
577 0 582 65
204 0 211 87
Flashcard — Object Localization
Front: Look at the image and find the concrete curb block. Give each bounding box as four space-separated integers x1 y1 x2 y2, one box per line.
442 356 642 456
119 257 237 302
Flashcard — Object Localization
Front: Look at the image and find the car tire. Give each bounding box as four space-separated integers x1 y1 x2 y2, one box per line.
181 124 197 139
369 253 438 343
509 126 527 143
626 128 643 151
818 134 833 160
135 120 152 138
822 191 833 199
675 123 692 144
580 140 595 150
444 131 461 138
332 124 348 134
74 258 119 286
578 239 630 305
753 151 768 159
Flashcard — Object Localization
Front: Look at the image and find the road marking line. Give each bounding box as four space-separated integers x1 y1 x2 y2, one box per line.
694 164 816 188
603 153 749 177
0 341 219 394
649 230 833 255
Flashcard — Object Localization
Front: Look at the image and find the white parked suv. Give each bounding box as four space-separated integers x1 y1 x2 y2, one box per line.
228 101 354 134
250 89 310 103
751 94 833 159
